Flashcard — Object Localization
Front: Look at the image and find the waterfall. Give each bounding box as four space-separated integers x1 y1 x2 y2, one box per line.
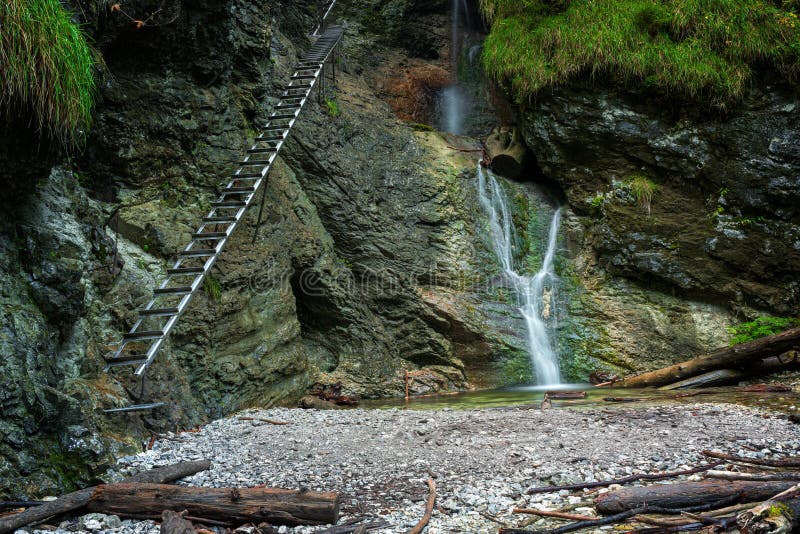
476 163 563 385
440 0 465 134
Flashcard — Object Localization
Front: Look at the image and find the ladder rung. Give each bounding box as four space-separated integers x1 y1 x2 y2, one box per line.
154 286 193 295
192 231 228 239
104 353 148 364
286 84 312 89
291 75 316 80
139 307 180 317
211 200 247 207
232 172 262 179
269 113 297 120
240 158 271 165
168 267 205 275
178 248 217 257
123 330 164 341
276 103 301 110
222 187 256 194
104 402 166 414
202 216 237 224
263 125 288 131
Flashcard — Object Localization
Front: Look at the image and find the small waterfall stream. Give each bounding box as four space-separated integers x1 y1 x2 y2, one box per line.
476 163 563 385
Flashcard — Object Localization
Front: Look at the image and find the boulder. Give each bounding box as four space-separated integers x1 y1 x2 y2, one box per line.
485 126 530 179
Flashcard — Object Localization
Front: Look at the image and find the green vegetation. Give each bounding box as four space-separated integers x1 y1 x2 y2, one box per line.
480 0 800 107
204 275 222 303
1 0 96 143
324 97 341 117
410 122 435 132
627 174 658 215
728 316 800 345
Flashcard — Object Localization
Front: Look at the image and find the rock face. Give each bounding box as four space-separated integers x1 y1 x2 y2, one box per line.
517 82 800 375
0 0 531 498
521 83 800 314
1 0 798 499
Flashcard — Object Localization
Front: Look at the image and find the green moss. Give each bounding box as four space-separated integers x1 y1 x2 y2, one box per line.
45 450 91 493
324 97 341 117
410 122 435 132
499 349 534 384
728 316 800 345
1 0 97 144
480 0 800 107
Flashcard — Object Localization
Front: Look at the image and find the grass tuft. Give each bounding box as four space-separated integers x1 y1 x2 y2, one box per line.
0 0 96 145
627 174 658 215
480 0 800 107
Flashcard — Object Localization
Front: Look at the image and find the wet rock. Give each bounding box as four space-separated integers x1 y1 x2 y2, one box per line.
485 126 530 179
520 83 800 314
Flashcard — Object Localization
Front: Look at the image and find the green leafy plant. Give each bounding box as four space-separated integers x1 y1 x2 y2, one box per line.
324 97 340 117
204 275 222 303
627 174 658 216
728 316 800 346
1 0 96 144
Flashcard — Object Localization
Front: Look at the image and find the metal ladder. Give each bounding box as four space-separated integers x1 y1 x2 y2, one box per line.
104 25 345 414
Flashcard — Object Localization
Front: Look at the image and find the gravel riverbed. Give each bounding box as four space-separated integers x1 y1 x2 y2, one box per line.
43 403 800 534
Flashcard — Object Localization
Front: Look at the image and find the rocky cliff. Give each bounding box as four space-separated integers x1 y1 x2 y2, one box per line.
1 0 798 500
0 0 528 498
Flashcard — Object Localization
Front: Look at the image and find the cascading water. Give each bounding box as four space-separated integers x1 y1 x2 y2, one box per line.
476 163 563 385
440 0 467 134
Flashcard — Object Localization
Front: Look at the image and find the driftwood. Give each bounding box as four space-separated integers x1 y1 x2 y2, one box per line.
406 479 435 534
705 470 800 482
659 369 745 390
702 450 800 468
84 483 339 526
238 417 290 426
737 499 800 533
0 461 211 534
659 352 800 390
545 391 586 400
499 497 737 534
526 461 722 494
595 480 800 514
0 501 47 512
602 397 644 403
512 508 597 521
618 327 800 388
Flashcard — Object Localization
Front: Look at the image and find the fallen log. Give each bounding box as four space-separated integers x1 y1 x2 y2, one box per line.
702 450 800 468
526 461 722 494
84 483 339 527
406 479 435 534
595 480 799 514
602 397 644 403
659 369 745 390
618 327 800 388
512 508 597 521
499 496 737 534
659 353 800 390
0 461 211 534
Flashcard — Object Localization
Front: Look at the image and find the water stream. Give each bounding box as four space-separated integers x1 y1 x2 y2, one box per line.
476 163 563 385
